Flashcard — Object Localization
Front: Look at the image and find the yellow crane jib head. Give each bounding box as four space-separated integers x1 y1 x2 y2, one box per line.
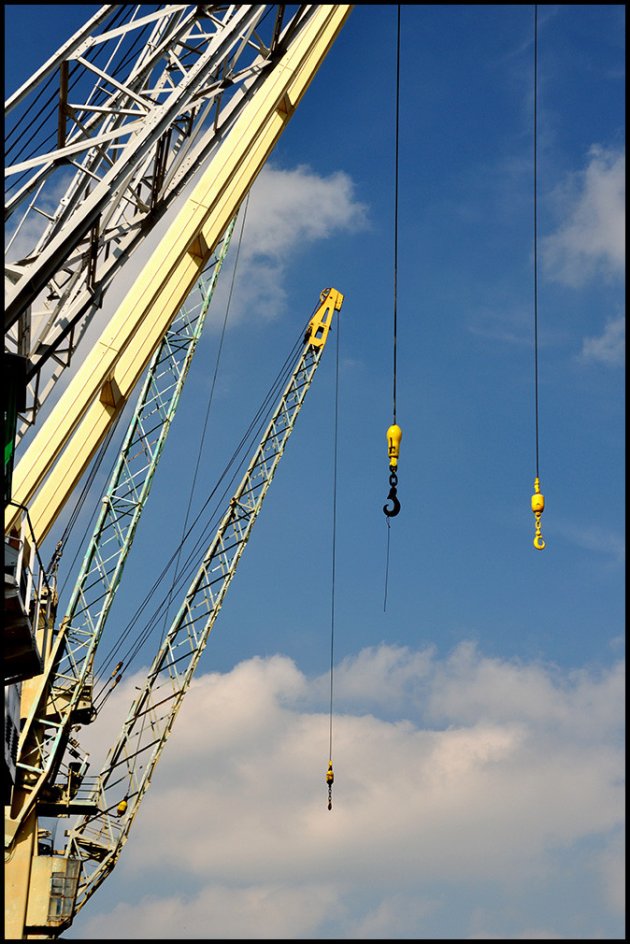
304 288 344 349
531 476 545 550
383 424 402 517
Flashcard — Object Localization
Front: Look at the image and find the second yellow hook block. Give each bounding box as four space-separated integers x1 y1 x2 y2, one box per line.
531 477 545 550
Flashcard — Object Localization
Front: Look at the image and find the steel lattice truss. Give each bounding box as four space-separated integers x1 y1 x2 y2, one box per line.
65 331 325 914
9 222 235 850
4 4 311 435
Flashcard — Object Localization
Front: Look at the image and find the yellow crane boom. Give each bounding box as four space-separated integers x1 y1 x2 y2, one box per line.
6 4 352 548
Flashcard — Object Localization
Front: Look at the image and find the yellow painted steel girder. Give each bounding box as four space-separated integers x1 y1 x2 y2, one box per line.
6 5 352 547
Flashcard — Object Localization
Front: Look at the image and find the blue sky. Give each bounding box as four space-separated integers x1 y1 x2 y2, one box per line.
5 4 625 940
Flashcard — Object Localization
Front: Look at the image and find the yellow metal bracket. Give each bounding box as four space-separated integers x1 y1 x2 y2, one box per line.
305 288 344 349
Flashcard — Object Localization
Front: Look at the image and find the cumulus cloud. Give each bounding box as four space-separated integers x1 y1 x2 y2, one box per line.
208 162 369 325
10 160 367 449
542 145 625 286
580 314 625 367
71 643 624 940
551 522 625 565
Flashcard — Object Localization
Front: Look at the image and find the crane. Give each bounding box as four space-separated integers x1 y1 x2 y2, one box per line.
7 286 344 936
4 5 352 938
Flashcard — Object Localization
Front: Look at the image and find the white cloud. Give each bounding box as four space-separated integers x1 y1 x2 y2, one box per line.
542 145 625 286
208 163 369 324
551 521 625 565
77 883 342 940
594 827 626 914
580 314 625 367
70 643 624 940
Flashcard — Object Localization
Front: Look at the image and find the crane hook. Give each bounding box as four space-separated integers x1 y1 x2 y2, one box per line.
383 425 402 518
531 476 545 551
326 760 334 811
383 468 401 517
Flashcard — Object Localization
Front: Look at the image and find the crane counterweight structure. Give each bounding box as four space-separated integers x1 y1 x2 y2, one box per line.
4 4 352 938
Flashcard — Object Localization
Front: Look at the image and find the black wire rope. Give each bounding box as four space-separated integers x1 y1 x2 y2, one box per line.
384 6 401 611
157 198 250 647
95 331 304 682
6 6 158 196
108 285 327 673
533 4 541 478
328 303 341 769
92 325 308 686
50 406 125 582
392 4 401 426
383 517 391 612
5 74 59 155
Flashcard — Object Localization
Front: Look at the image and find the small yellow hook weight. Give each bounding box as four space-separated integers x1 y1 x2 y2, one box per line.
326 761 334 811
531 477 545 551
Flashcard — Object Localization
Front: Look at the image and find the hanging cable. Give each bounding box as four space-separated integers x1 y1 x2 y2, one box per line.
392 5 400 430
383 7 403 619
158 197 250 645
383 6 402 524
383 518 391 612
531 4 545 550
326 307 341 810
92 325 307 687
52 407 124 582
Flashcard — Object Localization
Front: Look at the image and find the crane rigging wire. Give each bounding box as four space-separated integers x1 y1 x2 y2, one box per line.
326 303 341 810
157 194 251 648
93 335 304 695
383 5 402 609
91 325 309 688
51 407 125 583
533 6 540 478
392 4 400 429
5 5 132 190
52 225 237 598
531 4 546 551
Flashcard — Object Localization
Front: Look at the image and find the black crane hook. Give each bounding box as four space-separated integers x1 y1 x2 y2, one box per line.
383 468 401 518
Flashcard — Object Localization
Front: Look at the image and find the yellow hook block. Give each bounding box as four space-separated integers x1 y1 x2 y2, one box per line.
326 760 334 811
386 424 402 467
531 477 545 550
